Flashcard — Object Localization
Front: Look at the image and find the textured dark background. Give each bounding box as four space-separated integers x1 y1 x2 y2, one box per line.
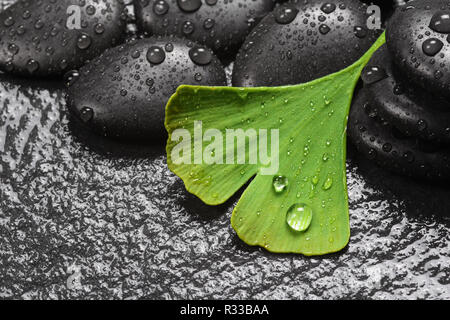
0 0 449 300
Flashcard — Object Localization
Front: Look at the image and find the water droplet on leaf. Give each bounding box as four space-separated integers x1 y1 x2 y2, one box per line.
273 175 288 193
286 203 313 232
323 177 333 190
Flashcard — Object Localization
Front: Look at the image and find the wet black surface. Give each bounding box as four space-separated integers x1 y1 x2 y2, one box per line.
0 0 449 300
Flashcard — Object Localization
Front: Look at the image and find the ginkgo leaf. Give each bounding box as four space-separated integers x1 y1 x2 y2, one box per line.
165 33 386 256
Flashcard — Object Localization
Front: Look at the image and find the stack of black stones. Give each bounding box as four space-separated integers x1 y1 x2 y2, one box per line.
349 0 450 181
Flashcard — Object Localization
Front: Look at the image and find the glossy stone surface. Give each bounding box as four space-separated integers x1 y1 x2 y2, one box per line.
134 0 278 62
232 0 380 87
387 0 450 98
348 88 450 181
363 45 450 145
66 36 226 140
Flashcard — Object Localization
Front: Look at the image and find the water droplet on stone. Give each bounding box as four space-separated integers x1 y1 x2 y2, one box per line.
177 0 202 13
361 66 387 84
203 18 215 30
275 5 298 24
182 21 195 35
147 46 166 64
422 38 443 56
165 43 174 52
131 50 141 59
189 47 212 65
4 16 15 27
8 43 19 55
319 24 331 35
94 23 105 34
321 3 336 14
64 70 80 87
194 72 202 81
77 33 92 50
382 143 392 152
354 26 367 38
429 11 450 33
154 0 169 15
26 59 39 73
86 5 96 15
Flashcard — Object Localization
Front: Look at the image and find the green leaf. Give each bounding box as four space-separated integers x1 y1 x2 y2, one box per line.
165 33 386 256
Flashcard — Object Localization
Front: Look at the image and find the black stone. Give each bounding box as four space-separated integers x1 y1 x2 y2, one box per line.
66 36 226 140
232 0 380 87
363 45 450 145
387 0 450 98
0 0 127 77
348 89 450 181
134 0 278 62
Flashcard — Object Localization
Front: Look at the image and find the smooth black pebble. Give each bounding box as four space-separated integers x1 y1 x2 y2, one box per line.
66 36 226 140
387 0 450 98
348 89 450 181
134 0 278 62
232 0 380 87
0 0 128 77
362 45 450 144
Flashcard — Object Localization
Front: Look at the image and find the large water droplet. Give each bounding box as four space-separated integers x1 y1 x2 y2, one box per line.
272 175 288 193
189 47 212 65
429 11 450 34
154 0 169 15
422 38 443 56
77 33 92 50
275 5 298 24
361 66 387 84
319 24 330 35
177 0 202 13
321 3 336 14
147 46 166 64
286 203 313 232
